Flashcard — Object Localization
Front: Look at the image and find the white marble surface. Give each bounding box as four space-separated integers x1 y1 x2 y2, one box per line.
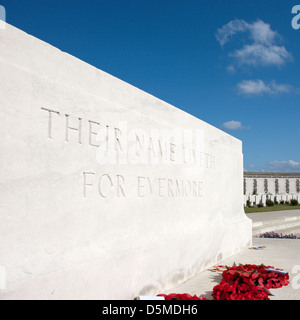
0 23 251 299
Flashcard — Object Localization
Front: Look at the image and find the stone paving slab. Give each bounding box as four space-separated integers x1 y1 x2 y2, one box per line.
248 209 300 237
165 238 300 300
246 209 300 224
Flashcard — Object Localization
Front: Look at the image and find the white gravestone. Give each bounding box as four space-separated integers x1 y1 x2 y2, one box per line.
0 23 252 299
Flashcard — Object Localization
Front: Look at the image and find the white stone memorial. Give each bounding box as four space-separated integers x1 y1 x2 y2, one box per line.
0 23 252 299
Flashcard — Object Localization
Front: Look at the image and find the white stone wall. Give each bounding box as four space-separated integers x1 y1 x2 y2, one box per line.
290 179 297 194
279 179 286 194
257 179 264 194
0 23 252 300
244 176 300 195
244 178 252 194
268 178 276 194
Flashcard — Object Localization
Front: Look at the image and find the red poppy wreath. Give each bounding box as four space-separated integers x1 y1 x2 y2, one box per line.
157 263 289 300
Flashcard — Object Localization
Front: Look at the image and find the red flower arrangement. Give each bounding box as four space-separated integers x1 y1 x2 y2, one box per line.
157 263 289 300
212 280 269 300
212 264 289 300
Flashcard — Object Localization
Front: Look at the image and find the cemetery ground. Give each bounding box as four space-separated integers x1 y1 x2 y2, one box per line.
245 204 300 213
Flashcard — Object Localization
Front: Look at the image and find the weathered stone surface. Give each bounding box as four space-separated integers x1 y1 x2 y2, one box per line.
0 23 251 299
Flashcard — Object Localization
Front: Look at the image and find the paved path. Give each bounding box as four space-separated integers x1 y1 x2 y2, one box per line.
247 209 300 237
246 209 300 223
165 210 300 300
166 238 300 300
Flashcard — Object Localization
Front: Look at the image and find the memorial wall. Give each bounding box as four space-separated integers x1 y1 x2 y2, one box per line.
244 172 300 195
0 23 252 299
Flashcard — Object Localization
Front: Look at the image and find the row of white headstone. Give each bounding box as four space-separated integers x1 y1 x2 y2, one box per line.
244 194 300 206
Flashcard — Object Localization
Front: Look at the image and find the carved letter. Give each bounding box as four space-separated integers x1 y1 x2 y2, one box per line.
147 177 153 194
168 179 174 197
88 120 100 147
98 174 113 198
191 149 197 164
158 178 166 197
65 114 82 144
83 172 95 198
137 176 146 197
175 180 181 196
158 139 167 160
41 107 60 138
114 128 123 152
170 143 175 162
135 134 144 156
117 175 126 198
192 181 197 197
148 137 155 159
185 180 192 197
182 145 188 164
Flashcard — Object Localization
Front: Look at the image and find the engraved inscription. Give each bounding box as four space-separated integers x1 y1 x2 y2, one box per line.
41 107 216 168
84 173 203 199
42 107 213 202
137 176 203 198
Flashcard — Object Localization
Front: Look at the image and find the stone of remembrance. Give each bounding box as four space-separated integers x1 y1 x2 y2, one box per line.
0 23 252 299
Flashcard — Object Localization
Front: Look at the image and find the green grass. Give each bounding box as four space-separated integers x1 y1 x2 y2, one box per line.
244 204 300 213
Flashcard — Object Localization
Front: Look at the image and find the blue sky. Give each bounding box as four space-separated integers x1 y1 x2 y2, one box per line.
1 0 300 172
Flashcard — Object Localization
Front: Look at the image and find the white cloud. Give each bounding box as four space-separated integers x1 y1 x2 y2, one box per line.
237 79 271 95
271 82 293 94
216 19 292 68
249 19 277 45
232 43 291 67
222 120 243 130
267 160 300 172
237 79 293 95
216 19 249 46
